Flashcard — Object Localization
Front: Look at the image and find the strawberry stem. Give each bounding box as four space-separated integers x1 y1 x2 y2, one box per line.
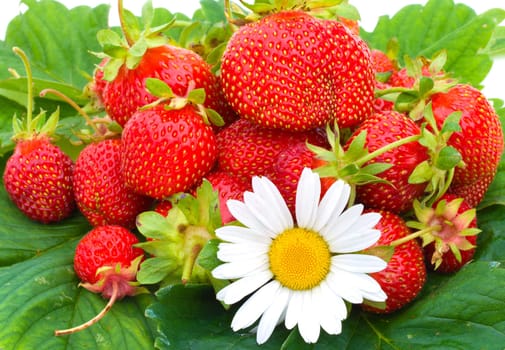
389 225 441 247
357 134 422 166
40 88 100 134
12 47 34 132
54 279 119 336
118 0 134 47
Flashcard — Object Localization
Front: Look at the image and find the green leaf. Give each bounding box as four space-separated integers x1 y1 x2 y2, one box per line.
0 239 156 349
361 0 505 87
146 284 288 349
3 0 109 88
435 145 462 170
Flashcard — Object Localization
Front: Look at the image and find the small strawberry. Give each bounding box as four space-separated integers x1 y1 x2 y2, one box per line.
221 10 374 130
121 103 217 199
55 225 145 335
73 139 153 229
409 193 480 273
96 2 235 128
362 210 426 314
3 47 74 223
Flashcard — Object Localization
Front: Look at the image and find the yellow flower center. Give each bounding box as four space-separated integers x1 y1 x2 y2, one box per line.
268 228 331 291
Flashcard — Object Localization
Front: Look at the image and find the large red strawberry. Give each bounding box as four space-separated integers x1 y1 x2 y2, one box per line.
73 139 153 228
336 110 429 213
362 210 426 314
220 10 374 131
3 47 74 223
121 104 217 199
430 84 504 206
410 193 480 273
55 225 144 336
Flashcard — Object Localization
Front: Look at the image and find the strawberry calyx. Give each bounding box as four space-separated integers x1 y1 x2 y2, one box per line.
389 197 480 270
143 77 224 127
39 88 121 145
310 123 421 204
10 47 59 143
225 0 359 25
408 103 465 206
54 255 146 336
93 0 175 82
376 51 457 121
135 180 221 286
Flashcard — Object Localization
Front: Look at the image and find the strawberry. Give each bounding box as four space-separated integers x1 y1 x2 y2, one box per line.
55 225 144 336
3 47 75 223
205 171 251 224
4 138 75 223
362 210 426 314
220 10 374 131
216 118 326 182
410 193 480 273
430 84 504 205
101 45 235 127
73 139 153 229
121 104 217 199
348 110 429 213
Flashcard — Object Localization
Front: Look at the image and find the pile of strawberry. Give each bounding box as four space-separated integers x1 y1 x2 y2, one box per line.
2 0 504 335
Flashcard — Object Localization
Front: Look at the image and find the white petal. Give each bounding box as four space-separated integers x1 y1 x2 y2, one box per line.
212 256 269 279
313 284 344 336
251 176 293 230
325 270 365 304
295 168 320 229
360 282 388 303
313 180 349 232
231 280 281 331
319 280 348 321
216 270 272 305
227 199 277 238
320 204 364 241
217 242 270 263
328 228 381 253
297 289 321 343
256 287 291 344
242 190 286 235
284 290 304 330
332 254 387 274
216 225 272 245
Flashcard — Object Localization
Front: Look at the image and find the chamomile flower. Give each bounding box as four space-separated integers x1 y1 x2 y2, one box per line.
212 168 387 344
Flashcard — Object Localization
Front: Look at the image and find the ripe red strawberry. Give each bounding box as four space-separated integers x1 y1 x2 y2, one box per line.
348 110 429 213
362 210 426 314
220 10 374 131
449 174 495 207
3 47 74 223
3 137 75 223
73 139 153 228
55 225 144 336
205 170 251 224
101 45 235 127
121 104 217 199
411 193 479 273
216 118 326 182
430 84 504 205
371 49 397 74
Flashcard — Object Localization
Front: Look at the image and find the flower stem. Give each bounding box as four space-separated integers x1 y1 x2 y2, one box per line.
118 0 134 47
54 280 119 336
357 134 422 166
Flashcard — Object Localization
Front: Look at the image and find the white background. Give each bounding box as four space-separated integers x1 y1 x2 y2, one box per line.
0 0 504 100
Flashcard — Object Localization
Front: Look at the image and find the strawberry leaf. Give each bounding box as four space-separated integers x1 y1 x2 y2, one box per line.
361 0 505 87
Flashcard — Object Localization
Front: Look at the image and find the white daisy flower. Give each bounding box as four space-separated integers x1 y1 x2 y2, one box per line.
212 167 387 344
